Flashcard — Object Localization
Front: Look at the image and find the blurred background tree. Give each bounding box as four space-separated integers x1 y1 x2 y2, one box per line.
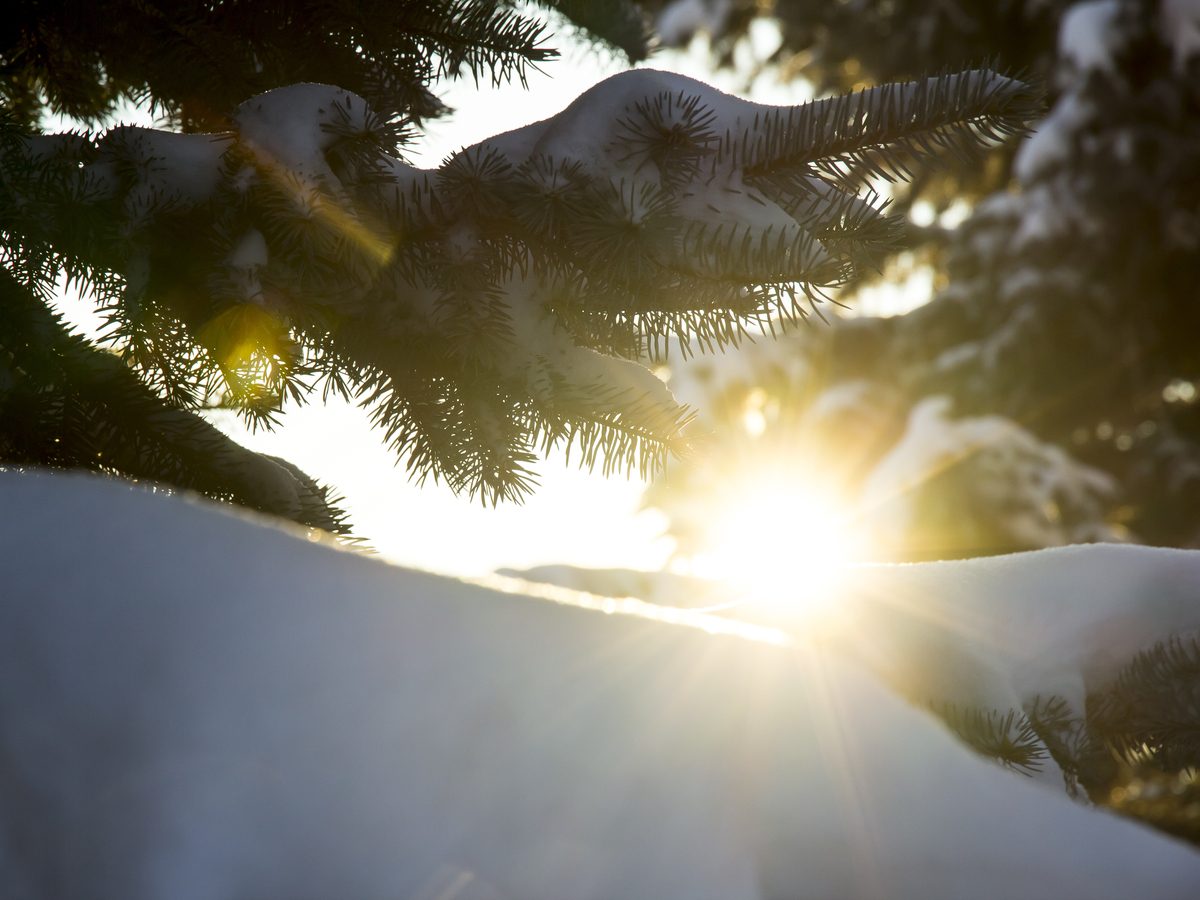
640 0 1200 562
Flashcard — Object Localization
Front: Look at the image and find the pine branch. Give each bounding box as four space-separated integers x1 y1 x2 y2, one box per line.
4 66 1037 507
1090 638 1200 771
531 0 653 63
536 392 694 480
0 0 586 130
0 268 353 534
1025 694 1115 800
610 89 720 184
674 220 844 287
737 70 1041 187
930 700 1048 775
413 0 559 87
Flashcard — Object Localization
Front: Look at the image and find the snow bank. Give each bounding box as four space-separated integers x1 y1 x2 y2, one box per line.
1 469 1198 899
829 543 1200 718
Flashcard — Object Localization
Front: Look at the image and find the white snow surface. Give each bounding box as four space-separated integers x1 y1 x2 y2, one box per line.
496 564 731 610
2 469 1199 899
827 541 1200 717
480 68 747 169
655 0 734 46
232 82 373 185
1162 0 1200 70
1059 0 1122 75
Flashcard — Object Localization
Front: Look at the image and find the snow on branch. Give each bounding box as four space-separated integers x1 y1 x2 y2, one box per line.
0 68 1037 504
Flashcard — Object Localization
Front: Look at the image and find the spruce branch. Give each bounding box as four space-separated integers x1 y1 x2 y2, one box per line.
931 701 1048 775
537 392 694 480
531 0 653 63
610 90 719 185
3 67 1037 508
737 70 1041 187
0 268 352 533
1090 638 1200 771
1024 694 1116 800
421 0 559 87
0 0 587 130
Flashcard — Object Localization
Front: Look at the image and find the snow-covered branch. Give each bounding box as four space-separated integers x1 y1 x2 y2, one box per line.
1 68 1036 505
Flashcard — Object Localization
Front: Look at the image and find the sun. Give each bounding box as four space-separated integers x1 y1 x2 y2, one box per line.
685 474 869 620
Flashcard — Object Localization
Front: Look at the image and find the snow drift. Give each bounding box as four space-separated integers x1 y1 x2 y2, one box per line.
0 470 1197 899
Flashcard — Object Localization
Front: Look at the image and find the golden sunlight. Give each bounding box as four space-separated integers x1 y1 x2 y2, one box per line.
687 475 870 619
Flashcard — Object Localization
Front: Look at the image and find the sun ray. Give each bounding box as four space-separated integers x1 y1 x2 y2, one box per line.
683 471 871 622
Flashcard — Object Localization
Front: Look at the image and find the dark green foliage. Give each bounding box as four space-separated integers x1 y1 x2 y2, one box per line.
930 700 1048 775
0 0 1037 530
926 640 1200 847
748 1 1065 99
0 267 353 533
534 0 654 63
0 0 583 132
1091 638 1200 773
0 1 644 525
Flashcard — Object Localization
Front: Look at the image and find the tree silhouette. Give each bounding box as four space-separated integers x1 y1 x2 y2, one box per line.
0 1 1037 531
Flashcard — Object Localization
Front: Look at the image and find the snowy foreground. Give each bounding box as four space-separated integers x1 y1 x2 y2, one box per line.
2 471 1199 899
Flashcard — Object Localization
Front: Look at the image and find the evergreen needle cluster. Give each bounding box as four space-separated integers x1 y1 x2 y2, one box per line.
0 1 1036 530
926 639 1200 846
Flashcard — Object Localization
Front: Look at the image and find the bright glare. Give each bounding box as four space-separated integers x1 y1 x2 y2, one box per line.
688 477 868 619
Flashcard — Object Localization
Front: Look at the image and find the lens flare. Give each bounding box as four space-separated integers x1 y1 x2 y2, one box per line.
688 476 868 619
